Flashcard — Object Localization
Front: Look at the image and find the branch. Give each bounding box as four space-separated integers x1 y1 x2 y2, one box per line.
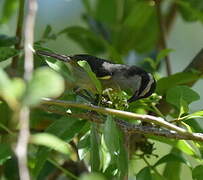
164 3 177 34
42 98 203 142
184 48 203 83
155 0 172 76
11 0 25 71
15 0 38 180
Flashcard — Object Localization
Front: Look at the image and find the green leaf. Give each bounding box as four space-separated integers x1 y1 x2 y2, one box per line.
95 0 117 24
104 116 120 154
10 78 26 100
61 120 86 141
150 136 197 157
44 54 75 83
90 124 101 172
78 134 90 149
178 0 203 22
0 0 18 24
0 68 14 100
0 144 12 165
4 157 19 180
82 0 93 15
153 153 191 167
60 26 105 54
78 60 102 93
156 72 200 95
0 102 12 128
32 117 84 178
79 173 106 180
192 165 203 180
117 139 128 179
166 86 200 109
137 167 152 180
0 69 24 108
30 133 71 155
124 1 153 28
163 160 181 180
156 49 173 64
151 173 167 180
116 1 158 53
0 35 18 47
23 67 65 106
42 25 52 39
179 98 189 117
143 57 156 70
183 111 203 120
0 47 19 62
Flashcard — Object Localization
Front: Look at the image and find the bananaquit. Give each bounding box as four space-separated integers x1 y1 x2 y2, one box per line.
37 50 156 103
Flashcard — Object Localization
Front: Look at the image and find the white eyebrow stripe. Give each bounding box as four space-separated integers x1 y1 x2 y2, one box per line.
139 73 154 97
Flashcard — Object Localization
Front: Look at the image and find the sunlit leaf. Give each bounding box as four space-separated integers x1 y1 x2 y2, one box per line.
182 111 203 120
30 133 71 155
78 60 102 93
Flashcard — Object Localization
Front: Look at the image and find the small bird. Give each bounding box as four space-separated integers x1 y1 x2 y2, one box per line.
36 50 156 103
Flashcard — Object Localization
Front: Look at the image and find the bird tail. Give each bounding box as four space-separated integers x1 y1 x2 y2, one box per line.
36 50 71 62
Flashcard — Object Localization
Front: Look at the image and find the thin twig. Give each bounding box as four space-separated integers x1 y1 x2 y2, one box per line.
155 0 172 76
42 98 203 142
11 0 25 70
23 0 37 81
15 107 30 180
164 2 177 34
15 0 38 180
142 156 162 176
